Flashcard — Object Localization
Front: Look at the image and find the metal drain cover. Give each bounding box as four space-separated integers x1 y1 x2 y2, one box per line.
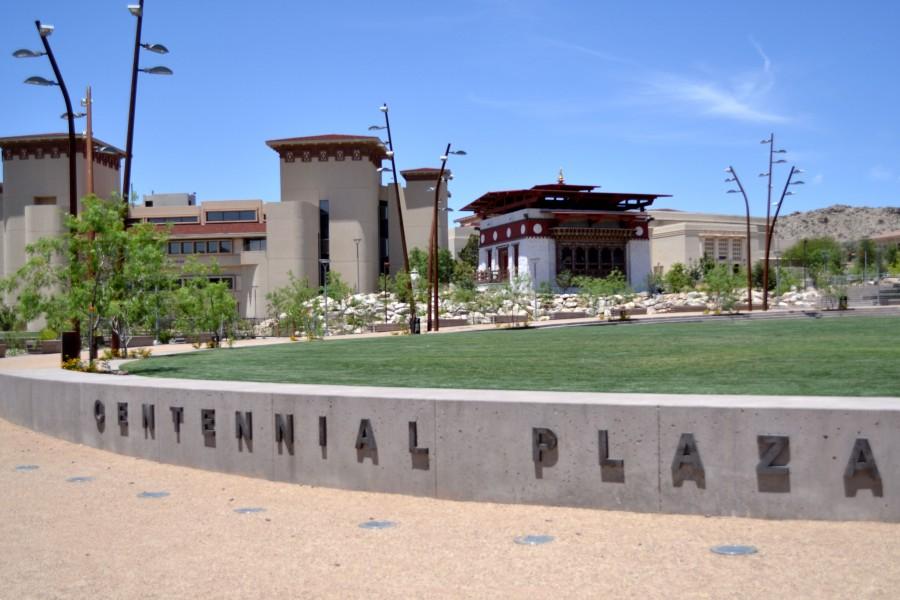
66 476 94 483
358 520 397 530
514 535 555 546
15 465 39 472
137 491 170 499
711 544 758 556
234 507 266 514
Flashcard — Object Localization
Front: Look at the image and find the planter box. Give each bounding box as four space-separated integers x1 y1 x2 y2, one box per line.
39 340 61 354
0 344 6 358
549 311 588 320
128 335 155 347
438 318 469 328
371 323 405 333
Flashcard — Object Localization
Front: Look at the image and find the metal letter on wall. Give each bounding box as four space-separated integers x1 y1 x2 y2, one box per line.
235 411 253 445
355 419 377 451
599 430 625 483
201 409 216 437
275 414 294 446
408 421 428 456
141 404 155 432
532 427 558 463
170 406 184 434
844 438 883 497
318 416 327 448
117 402 128 426
671 433 705 488
93 400 105 427
757 435 790 493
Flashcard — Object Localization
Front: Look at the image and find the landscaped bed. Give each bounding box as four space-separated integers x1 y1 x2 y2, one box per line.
123 316 900 397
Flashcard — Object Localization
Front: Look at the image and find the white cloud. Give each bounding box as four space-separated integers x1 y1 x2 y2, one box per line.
868 165 895 181
637 39 788 124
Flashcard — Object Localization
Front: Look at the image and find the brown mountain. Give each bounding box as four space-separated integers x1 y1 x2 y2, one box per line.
774 204 900 248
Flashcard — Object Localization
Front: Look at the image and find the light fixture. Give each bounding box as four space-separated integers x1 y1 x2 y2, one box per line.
794 168 806 174
791 180 805 185
784 191 794 196
758 172 768 177
385 150 394 158
39 24 55 37
12 48 45 58
128 4 142 17
439 155 448 161
449 150 467 156
726 190 739 194
368 125 386 131
773 159 787 164
376 166 391 173
141 42 169 54
427 186 436 191
760 138 771 144
724 167 733 173
60 112 86 119
24 75 57 86
139 66 173 75
379 104 388 113
725 177 736 182
774 149 787 154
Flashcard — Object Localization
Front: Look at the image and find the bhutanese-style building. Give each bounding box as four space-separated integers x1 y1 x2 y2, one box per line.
461 173 669 291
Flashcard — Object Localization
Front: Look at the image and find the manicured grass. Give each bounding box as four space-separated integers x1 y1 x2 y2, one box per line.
124 316 900 396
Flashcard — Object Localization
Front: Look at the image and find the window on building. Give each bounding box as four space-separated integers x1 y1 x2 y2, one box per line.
167 239 234 255
33 196 57 206
378 200 389 274
703 238 715 259
717 239 729 261
243 238 267 252
319 199 330 286
147 216 200 224
205 210 257 222
513 244 519 274
732 239 743 261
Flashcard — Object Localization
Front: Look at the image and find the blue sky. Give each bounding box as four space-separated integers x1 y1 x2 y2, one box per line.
2 0 899 217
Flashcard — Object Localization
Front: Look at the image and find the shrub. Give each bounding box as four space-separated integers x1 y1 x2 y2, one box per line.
664 263 693 293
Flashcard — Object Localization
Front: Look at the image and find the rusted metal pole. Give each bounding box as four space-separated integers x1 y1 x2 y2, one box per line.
728 166 752 311
430 144 451 332
762 133 774 310
84 86 94 195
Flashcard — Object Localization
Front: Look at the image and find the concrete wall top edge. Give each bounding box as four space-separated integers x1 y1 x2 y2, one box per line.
4 369 899 411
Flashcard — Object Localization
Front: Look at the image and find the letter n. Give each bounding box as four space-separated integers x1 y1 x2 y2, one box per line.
235 411 253 444
275 413 294 446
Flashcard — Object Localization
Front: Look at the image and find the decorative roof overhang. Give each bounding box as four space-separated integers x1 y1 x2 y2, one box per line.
0 133 125 169
400 167 452 181
462 183 670 217
265 134 387 166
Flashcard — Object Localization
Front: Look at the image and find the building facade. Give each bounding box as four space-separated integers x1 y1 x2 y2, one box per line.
462 180 665 291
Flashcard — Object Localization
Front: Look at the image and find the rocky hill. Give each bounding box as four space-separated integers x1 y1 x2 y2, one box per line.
775 205 900 248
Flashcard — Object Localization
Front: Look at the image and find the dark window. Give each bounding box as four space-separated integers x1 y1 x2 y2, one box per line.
243 238 267 252
378 200 389 274
147 216 200 224
181 241 194 254
513 244 519 274
168 241 181 255
205 210 256 222
319 199 330 286
207 241 218 253
219 240 233 253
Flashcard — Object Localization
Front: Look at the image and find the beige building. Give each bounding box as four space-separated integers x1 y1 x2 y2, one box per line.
648 210 768 274
0 133 124 282
2 132 451 322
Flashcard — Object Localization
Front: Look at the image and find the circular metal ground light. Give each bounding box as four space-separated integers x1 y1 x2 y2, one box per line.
710 544 758 556
514 535 555 546
15 465 39 472
234 507 266 514
137 491 170 499
66 476 94 483
358 520 397 530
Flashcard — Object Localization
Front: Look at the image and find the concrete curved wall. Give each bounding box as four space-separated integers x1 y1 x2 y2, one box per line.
1 369 897 522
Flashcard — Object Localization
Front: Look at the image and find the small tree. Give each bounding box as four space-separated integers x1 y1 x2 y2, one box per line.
664 263 693 293
556 269 574 293
266 272 318 338
173 259 237 346
458 234 479 268
704 264 741 313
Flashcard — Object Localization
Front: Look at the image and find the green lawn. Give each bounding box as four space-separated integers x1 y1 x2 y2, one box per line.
123 316 900 397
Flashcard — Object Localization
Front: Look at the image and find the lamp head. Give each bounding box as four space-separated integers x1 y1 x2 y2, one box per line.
379 104 388 113
385 150 394 158
38 23 55 37
439 155 448 161
24 75 57 86
128 4 142 17
13 48 45 58
726 190 739 194
367 125 386 130
450 149 467 156
139 66 173 75
60 112 86 119
141 43 169 54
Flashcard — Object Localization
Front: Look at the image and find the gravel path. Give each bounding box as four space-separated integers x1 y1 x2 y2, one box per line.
2 418 899 599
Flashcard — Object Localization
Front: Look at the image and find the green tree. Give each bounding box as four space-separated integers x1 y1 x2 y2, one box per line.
556 269 574 293
664 263 693 293
173 258 237 346
782 237 844 286
322 270 352 303
266 272 319 339
451 260 476 290
704 263 741 313
458 234 479 268
408 247 429 276
437 249 455 283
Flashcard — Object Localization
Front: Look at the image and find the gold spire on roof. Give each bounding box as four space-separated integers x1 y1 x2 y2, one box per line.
557 168 565 184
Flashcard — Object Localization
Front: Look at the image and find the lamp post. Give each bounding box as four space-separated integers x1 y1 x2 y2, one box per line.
427 147 465 332
763 166 804 304
370 104 417 333
319 258 330 337
15 21 82 362
122 0 172 206
759 134 788 310
725 166 753 311
353 238 362 293
530 257 540 317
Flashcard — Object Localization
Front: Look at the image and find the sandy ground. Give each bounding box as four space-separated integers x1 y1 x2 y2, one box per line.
2 418 899 600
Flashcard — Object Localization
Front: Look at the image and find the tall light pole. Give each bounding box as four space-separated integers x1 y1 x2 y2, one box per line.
759 134 788 310
427 146 465 331
15 21 82 362
725 166 753 311
763 166 804 303
353 238 362 293
369 104 417 333
123 1 172 206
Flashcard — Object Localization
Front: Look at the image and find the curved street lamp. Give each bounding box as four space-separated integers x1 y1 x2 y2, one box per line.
123 0 172 205
15 20 80 361
371 103 418 333
725 166 753 311
427 145 465 332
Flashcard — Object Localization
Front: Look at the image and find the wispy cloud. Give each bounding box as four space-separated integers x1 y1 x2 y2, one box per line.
466 93 598 119
534 37 636 66
868 165 895 181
